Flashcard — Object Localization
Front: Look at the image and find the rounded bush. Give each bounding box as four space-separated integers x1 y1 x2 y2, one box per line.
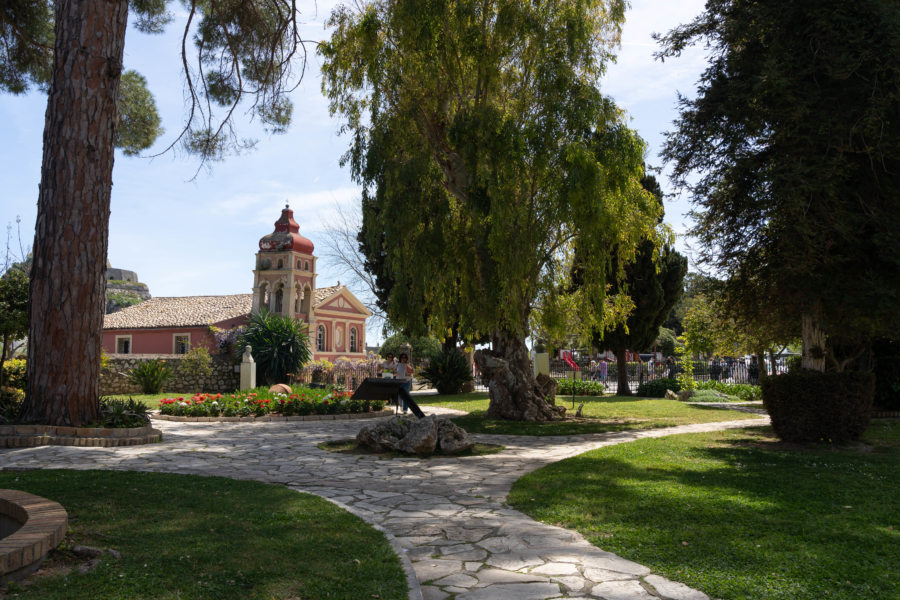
761 371 875 443
636 378 681 398
420 348 473 395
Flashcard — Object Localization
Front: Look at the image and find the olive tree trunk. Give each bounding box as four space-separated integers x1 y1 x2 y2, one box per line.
474 330 564 421
22 0 128 426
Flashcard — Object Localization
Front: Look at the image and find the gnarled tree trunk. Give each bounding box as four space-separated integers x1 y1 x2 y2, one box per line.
22 0 128 426
474 330 564 421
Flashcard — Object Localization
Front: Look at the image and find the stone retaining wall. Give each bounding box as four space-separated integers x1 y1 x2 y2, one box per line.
0 424 162 448
100 354 240 396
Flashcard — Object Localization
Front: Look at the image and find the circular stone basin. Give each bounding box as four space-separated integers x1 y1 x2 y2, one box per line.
0 490 67 585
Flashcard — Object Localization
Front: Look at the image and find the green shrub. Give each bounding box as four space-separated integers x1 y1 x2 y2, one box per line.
0 358 26 390
379 334 441 363
178 346 213 387
556 378 605 396
98 397 150 428
128 359 173 394
689 389 741 402
237 308 311 385
0 386 24 423
762 371 875 443
636 378 681 398
695 380 762 402
420 348 473 395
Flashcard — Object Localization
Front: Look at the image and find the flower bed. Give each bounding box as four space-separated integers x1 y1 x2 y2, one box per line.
158 385 385 418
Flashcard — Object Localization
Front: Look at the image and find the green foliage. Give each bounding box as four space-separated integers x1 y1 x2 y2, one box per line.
556 378 605 396
420 348 473 395
98 397 150 428
695 380 761 402
660 0 900 349
762 371 875 443
0 0 54 93
178 345 213 384
688 389 741 403
0 386 24 423
655 327 677 357
237 308 311 385
674 340 695 392
128 359 173 394
322 0 659 352
0 357 26 390
379 334 440 362
116 70 164 155
0 265 29 382
105 290 144 313
635 378 680 398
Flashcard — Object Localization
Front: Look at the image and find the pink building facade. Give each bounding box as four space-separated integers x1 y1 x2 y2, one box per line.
101 207 370 362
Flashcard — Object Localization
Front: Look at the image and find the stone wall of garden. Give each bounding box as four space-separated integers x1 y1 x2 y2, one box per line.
99 354 240 396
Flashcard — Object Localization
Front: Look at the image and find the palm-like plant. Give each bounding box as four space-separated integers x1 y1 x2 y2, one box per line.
236 308 311 385
420 348 473 395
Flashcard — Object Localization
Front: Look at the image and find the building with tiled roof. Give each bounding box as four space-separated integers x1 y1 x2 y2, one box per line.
102 207 370 359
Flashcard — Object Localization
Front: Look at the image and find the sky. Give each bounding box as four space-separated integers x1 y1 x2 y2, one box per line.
0 0 708 343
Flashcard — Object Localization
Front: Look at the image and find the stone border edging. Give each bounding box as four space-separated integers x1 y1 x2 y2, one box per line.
0 424 162 448
151 409 395 423
0 489 68 584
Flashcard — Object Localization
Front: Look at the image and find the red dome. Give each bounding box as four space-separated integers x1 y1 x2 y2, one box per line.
258 206 314 254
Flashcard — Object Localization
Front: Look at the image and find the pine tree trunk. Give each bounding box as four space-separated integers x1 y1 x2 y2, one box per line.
21 0 128 426
801 302 826 372
474 330 564 421
615 346 632 396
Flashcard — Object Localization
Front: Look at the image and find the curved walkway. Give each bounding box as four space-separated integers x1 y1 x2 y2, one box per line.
0 409 768 600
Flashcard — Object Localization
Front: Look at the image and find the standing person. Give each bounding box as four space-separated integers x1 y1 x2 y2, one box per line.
599 359 608 383
380 353 395 378
666 356 677 379
396 353 413 413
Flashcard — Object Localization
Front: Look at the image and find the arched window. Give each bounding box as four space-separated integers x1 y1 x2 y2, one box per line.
349 327 358 353
277 259 283 269
273 284 284 313
294 283 303 313
317 325 326 352
297 259 302 269
257 282 269 310
301 284 312 315
304 260 309 271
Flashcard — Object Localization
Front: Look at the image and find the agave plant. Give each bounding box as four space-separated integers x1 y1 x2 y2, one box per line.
236 308 312 385
420 348 473 395
127 359 173 394
99 397 151 428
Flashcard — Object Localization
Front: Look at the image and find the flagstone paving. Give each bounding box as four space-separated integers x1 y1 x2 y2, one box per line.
0 408 768 600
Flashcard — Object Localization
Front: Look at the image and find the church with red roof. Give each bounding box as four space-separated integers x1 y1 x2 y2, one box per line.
102 206 370 360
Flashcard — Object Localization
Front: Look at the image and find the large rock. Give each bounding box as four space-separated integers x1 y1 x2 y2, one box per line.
398 416 438 455
357 415 474 456
437 419 475 454
269 383 292 395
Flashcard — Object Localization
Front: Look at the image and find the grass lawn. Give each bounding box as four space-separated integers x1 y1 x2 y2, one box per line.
0 470 407 599
417 392 763 435
102 393 170 410
508 421 900 600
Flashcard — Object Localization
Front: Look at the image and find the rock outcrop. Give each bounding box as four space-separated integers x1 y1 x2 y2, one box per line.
357 415 475 455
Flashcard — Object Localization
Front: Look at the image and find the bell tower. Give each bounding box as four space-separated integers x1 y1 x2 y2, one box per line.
252 205 317 324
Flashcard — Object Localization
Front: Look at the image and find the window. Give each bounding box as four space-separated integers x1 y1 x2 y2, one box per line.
297 259 302 269
304 261 309 271
274 285 284 313
349 327 358 353
115 335 131 354
317 325 326 352
174 334 190 354
277 259 283 269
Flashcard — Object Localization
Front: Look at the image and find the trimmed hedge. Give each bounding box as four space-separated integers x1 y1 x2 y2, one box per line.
636 378 681 398
761 371 875 443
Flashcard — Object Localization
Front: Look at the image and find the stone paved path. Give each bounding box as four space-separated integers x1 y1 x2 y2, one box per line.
0 409 768 600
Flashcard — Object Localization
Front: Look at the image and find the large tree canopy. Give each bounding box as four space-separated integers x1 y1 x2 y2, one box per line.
6 0 308 425
659 0 900 371
321 0 659 420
